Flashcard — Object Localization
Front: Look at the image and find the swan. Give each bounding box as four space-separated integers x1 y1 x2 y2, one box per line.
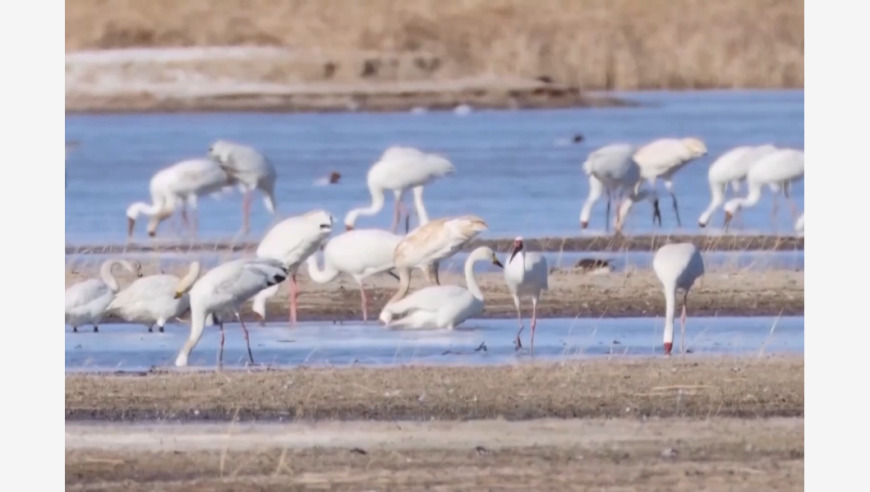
652 243 705 356
723 148 804 231
503 237 549 351
250 210 334 326
633 137 708 227
208 140 278 234
378 246 503 329
344 146 455 233
175 257 290 368
304 228 427 321
126 158 234 238
65 259 142 332
104 261 202 333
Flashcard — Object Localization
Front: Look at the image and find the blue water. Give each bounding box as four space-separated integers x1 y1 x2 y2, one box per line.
65 90 804 244
65 316 804 372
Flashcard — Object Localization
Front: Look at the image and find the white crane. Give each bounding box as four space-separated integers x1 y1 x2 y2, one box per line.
378 246 503 329
126 158 234 238
250 210 335 326
65 259 142 332
104 261 202 333
698 144 779 227
175 257 290 368
503 237 549 352
344 146 455 233
633 137 708 227
723 148 804 230
652 242 705 356
381 215 489 314
305 228 427 321
579 143 654 233
208 140 278 235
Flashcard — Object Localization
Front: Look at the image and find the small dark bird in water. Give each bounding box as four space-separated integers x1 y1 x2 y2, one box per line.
574 258 613 274
536 75 554 84
572 133 585 143
328 171 341 184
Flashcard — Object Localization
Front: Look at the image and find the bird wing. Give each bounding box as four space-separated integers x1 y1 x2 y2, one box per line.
387 285 472 316
211 258 289 302
106 275 178 312
170 159 234 196
65 279 110 311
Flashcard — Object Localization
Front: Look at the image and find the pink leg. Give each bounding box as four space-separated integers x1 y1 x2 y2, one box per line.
236 312 255 365
360 286 369 321
288 274 299 326
680 292 688 355
530 299 538 355
513 298 523 350
390 197 401 233
242 191 252 234
217 321 225 370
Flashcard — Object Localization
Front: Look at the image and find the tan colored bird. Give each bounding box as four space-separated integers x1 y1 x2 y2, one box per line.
382 215 489 311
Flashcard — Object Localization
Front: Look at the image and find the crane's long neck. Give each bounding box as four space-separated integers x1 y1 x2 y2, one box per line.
128 201 163 219
580 174 604 224
176 300 207 366
699 181 727 226
305 253 340 284
345 184 386 227
175 262 202 294
99 260 122 292
662 282 677 350
386 266 412 305
411 185 430 225
726 180 764 213
464 254 484 301
616 188 656 230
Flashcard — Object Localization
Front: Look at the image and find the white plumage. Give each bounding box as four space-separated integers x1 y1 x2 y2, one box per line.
652 243 705 356
175 257 290 368
794 212 804 232
305 228 427 321
126 158 234 238
698 144 779 227
65 259 142 332
105 261 202 333
344 146 455 233
579 143 643 232
633 137 708 227
251 210 335 325
378 246 503 329
723 148 804 230
503 237 549 351
208 139 278 234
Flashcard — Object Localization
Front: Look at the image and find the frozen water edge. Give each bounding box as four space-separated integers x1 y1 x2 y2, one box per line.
66 316 804 373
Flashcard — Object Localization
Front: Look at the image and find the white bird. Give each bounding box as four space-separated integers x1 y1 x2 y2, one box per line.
65 259 142 333
382 215 489 312
378 246 503 329
126 158 234 238
104 261 202 333
633 137 708 227
503 237 549 352
251 210 335 326
698 144 779 227
175 257 290 368
579 143 650 233
723 148 805 230
305 228 428 321
208 139 278 235
652 242 705 356
344 146 455 233
794 212 804 232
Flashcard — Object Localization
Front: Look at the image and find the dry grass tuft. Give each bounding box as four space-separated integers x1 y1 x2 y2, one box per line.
65 0 804 90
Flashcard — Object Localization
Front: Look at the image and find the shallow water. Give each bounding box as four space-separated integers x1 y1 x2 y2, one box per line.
65 90 804 244
65 316 804 372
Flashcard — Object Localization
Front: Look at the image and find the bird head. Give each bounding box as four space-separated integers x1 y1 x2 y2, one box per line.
509 237 524 263
682 137 708 158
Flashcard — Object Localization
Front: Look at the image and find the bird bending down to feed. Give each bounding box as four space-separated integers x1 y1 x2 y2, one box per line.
579 143 647 233
344 146 455 233
305 228 427 321
175 258 290 368
105 261 202 333
794 212 804 232
126 158 234 239
65 259 142 333
503 237 549 352
633 137 708 227
379 246 503 329
381 215 489 315
208 140 278 235
652 243 705 356
251 210 335 326
697 144 778 228
722 148 804 231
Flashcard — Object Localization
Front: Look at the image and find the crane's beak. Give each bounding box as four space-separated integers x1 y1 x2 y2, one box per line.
492 255 504 269
173 291 183 299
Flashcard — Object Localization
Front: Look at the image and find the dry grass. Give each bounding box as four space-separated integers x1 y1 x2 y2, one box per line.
65 0 804 90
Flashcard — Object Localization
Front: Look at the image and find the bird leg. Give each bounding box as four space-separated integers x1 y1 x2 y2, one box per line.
669 192 682 228
359 285 369 321
604 194 611 233
93 325 99 333
158 323 164 333
680 292 688 356
652 200 662 227
783 183 800 221
73 326 78 333
530 298 539 355
217 321 225 370
513 296 524 351
236 311 255 366
241 190 252 235
390 196 402 233
288 274 299 326
148 324 153 333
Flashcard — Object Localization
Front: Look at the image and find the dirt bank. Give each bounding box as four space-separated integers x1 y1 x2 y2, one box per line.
65 263 804 320
65 417 804 491
65 355 803 421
